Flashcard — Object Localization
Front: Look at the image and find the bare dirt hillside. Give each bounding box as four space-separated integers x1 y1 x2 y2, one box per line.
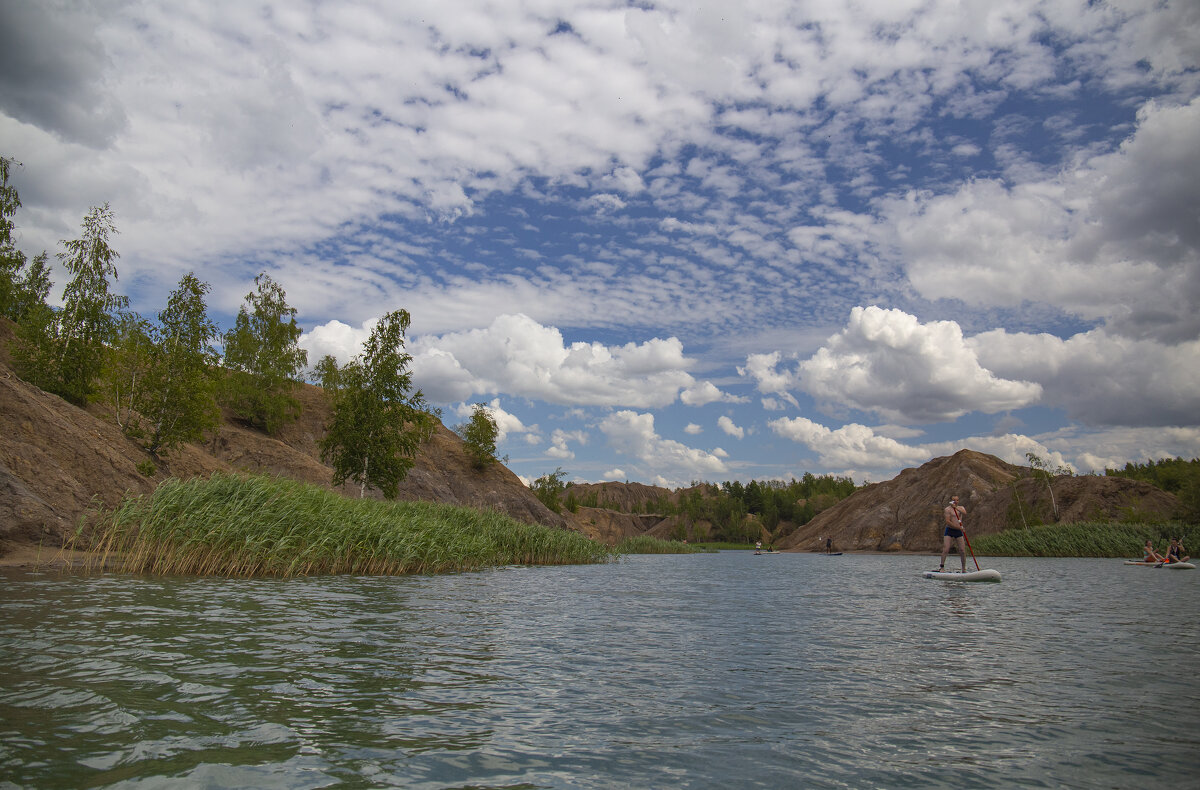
0 320 565 558
777 449 1179 553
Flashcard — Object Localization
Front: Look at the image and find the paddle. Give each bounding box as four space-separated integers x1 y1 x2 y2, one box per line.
963 530 981 572
949 503 980 572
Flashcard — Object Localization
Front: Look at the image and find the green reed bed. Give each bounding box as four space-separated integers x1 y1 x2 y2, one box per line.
614 535 703 554
75 473 613 577
971 521 1199 558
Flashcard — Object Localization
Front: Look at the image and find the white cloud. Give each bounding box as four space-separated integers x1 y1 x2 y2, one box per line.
769 416 929 472
299 318 374 365
404 314 696 407
680 380 743 406
717 415 744 439
547 428 588 460
600 410 728 486
788 307 1041 423
738 352 799 407
684 423 703 435
889 98 1200 343
969 328 1200 428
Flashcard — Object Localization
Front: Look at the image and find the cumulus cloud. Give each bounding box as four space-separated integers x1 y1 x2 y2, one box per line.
738 352 799 407
889 98 1200 343
405 314 698 407
680 380 743 406
300 318 375 365
769 416 929 472
600 410 728 485
547 428 588 460
969 328 1200 428
717 415 744 439
747 307 1042 423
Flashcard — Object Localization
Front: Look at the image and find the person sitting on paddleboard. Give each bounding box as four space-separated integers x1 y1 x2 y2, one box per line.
1165 538 1190 564
1142 539 1165 563
938 496 968 573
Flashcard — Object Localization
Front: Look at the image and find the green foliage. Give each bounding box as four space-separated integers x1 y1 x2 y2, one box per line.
102 310 157 438
972 521 1199 558
143 273 220 452
319 309 435 499
454 403 500 469
1107 457 1200 521
1 157 53 323
14 204 128 405
99 274 220 453
531 467 568 513
1026 452 1074 521
698 473 859 543
135 459 157 477
76 473 612 576
221 273 308 434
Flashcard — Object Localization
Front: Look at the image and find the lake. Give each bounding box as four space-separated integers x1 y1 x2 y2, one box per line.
1 552 1196 789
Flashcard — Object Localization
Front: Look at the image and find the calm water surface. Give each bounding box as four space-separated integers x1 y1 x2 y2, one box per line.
1 553 1197 789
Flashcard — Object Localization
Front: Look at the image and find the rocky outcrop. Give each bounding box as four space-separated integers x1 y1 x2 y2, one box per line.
778 449 1180 553
564 507 668 544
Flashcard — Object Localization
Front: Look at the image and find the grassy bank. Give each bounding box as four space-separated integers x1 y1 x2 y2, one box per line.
75 473 613 577
971 522 1199 558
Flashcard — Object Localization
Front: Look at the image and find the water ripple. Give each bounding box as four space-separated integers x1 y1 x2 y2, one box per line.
2 555 1197 788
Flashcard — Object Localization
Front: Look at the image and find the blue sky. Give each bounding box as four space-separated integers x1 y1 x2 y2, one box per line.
3 0 1199 488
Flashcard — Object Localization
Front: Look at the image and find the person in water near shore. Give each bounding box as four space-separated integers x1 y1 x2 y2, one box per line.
1164 538 1189 564
825 537 833 554
1142 539 1165 563
938 496 968 573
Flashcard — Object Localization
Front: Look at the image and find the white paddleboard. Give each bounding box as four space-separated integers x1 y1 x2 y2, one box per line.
1123 560 1195 569
922 568 1002 582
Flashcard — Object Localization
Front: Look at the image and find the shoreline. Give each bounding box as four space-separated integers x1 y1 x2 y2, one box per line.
0 542 99 570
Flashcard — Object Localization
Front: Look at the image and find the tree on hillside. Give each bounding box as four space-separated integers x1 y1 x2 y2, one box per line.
318 309 436 498
1026 452 1074 521
0 157 52 323
142 273 220 452
531 468 568 513
102 310 157 436
101 274 220 453
14 203 127 405
454 403 501 469
222 273 308 434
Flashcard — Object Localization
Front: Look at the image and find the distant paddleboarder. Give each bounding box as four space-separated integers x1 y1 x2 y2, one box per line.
938 496 968 574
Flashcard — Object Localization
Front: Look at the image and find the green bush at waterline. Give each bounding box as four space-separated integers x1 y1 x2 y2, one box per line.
76 473 613 576
971 521 1199 558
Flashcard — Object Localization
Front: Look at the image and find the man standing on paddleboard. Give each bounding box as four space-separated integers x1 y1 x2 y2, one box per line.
938 496 968 573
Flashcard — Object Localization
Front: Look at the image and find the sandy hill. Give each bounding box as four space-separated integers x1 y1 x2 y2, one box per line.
0 320 565 556
777 449 1179 553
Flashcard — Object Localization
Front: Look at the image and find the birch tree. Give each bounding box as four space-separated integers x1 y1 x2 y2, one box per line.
318 309 435 498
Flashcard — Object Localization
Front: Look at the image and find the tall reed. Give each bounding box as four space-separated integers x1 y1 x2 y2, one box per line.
971 521 1199 558
74 473 613 576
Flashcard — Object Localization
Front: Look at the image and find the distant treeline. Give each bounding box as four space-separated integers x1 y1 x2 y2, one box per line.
535 470 861 544
1106 457 1200 520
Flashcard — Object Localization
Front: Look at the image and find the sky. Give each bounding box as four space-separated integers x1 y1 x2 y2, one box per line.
2 0 1199 489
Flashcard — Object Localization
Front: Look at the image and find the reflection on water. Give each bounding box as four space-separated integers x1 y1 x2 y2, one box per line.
1 554 1197 789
